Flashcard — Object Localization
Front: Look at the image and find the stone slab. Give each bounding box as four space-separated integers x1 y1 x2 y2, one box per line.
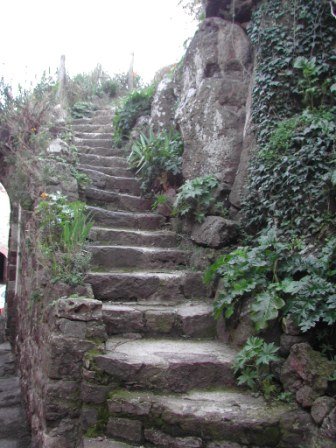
94 337 236 392
86 270 209 302
107 389 308 447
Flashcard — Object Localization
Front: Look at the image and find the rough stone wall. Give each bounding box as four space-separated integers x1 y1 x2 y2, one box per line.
9 207 106 448
0 117 107 447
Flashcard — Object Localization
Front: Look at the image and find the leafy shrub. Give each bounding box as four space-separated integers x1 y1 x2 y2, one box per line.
100 79 118 98
233 336 281 399
205 228 336 333
128 129 183 192
37 193 92 285
71 101 96 119
113 85 155 146
173 175 226 223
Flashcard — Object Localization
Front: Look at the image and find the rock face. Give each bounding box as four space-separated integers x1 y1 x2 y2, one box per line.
202 0 260 23
175 18 252 185
151 75 178 132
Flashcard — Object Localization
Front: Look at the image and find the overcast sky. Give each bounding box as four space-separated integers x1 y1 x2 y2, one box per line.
0 0 197 88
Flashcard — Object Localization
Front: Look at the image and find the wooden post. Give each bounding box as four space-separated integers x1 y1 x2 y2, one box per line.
128 52 134 91
57 55 67 106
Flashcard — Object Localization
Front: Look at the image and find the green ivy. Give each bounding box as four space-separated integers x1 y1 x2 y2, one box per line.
243 0 336 236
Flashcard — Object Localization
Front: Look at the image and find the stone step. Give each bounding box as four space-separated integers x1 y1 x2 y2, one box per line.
90 337 236 393
75 138 113 149
84 438 136 448
80 169 140 195
74 132 113 140
86 270 208 302
89 245 190 270
89 227 177 247
76 146 125 157
72 115 112 125
87 207 164 230
103 389 303 447
103 301 216 338
72 124 113 133
84 188 151 213
78 154 129 168
78 164 133 178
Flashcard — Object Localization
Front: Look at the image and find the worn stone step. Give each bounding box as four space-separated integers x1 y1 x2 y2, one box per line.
74 132 113 139
91 337 237 392
78 164 133 178
104 389 305 447
80 169 141 195
90 227 177 248
0 377 22 407
103 301 216 338
75 138 113 149
78 154 129 168
73 115 113 125
71 124 113 133
76 146 125 157
0 405 30 439
84 438 136 448
88 207 164 230
86 270 208 302
84 188 151 213
89 245 190 270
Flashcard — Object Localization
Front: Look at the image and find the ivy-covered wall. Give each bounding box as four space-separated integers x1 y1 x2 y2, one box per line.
243 0 336 237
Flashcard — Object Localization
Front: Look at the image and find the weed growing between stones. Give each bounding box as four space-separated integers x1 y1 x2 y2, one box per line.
173 175 228 223
233 336 283 400
128 129 184 193
36 193 92 286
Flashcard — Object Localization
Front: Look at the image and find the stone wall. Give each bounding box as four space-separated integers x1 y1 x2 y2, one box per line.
5 205 107 448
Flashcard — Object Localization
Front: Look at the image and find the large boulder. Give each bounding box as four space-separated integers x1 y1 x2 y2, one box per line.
175 18 252 185
191 216 239 248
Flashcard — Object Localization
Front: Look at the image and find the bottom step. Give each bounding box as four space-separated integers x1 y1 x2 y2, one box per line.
102 389 312 447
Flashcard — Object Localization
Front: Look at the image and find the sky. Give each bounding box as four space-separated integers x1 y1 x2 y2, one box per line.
0 0 198 88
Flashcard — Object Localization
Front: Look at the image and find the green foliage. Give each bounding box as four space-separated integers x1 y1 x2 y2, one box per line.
233 336 281 399
206 228 336 333
113 85 155 146
128 129 183 192
244 109 336 236
173 175 227 223
37 193 92 286
244 0 336 237
71 101 96 119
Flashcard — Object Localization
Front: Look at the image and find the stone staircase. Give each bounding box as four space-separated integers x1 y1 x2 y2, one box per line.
72 108 310 448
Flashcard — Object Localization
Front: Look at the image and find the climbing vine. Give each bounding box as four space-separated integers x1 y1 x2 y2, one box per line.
243 0 336 237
